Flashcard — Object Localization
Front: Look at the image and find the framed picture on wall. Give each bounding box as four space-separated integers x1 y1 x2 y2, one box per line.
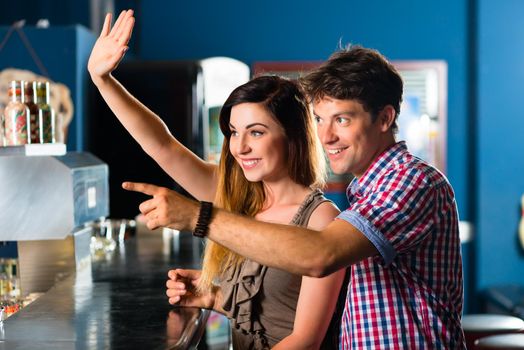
253 61 321 79
393 60 448 174
252 60 448 174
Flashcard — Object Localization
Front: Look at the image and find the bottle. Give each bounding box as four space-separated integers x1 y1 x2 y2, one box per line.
3 80 31 146
519 194 524 250
24 81 39 144
7 259 20 300
34 81 56 143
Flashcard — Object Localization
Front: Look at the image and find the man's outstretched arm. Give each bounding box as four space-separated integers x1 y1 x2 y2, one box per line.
123 181 378 277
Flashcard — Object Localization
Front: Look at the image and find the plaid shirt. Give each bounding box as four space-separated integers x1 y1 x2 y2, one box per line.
337 142 465 349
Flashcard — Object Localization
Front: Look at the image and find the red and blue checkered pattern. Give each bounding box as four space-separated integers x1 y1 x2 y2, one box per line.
337 142 465 349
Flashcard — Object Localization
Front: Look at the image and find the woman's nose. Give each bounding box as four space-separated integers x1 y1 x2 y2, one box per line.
234 134 250 154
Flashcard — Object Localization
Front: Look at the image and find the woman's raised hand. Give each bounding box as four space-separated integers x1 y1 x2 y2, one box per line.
87 10 135 83
166 269 216 309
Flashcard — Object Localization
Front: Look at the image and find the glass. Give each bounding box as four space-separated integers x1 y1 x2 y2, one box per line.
90 218 137 259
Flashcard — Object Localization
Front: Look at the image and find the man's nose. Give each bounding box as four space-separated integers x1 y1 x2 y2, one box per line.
318 123 337 145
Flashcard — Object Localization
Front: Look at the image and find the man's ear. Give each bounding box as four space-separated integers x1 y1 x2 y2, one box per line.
379 105 396 132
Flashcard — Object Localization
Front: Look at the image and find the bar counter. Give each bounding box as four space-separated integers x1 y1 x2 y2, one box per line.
0 227 209 350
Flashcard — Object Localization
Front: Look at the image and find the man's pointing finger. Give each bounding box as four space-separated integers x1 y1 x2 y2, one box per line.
122 181 161 196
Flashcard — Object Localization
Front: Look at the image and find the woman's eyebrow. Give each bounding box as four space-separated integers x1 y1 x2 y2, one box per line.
229 122 269 129
245 122 269 129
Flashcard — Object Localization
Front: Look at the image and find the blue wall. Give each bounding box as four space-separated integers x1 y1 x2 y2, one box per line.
0 0 90 27
476 0 524 291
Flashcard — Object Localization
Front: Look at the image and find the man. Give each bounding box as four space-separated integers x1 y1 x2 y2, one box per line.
124 46 465 349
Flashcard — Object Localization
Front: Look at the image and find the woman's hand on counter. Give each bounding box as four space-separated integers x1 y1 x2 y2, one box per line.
166 269 216 309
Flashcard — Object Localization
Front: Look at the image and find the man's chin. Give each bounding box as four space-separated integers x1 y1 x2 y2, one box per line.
328 164 348 175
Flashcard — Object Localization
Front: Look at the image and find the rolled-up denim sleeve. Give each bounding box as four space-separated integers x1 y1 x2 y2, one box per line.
337 210 396 265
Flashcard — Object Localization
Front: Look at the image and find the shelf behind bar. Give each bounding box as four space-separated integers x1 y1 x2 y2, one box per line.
0 143 66 157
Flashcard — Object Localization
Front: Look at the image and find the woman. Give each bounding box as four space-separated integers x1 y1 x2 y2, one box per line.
88 10 345 349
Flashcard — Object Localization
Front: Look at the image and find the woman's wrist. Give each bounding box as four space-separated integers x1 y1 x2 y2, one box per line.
90 73 112 88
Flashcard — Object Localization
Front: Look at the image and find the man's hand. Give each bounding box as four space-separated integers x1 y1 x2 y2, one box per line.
87 10 135 85
122 181 199 231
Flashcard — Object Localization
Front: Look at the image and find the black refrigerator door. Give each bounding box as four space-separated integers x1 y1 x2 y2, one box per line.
87 61 204 219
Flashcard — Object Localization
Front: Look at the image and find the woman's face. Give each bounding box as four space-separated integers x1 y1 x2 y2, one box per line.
229 102 288 183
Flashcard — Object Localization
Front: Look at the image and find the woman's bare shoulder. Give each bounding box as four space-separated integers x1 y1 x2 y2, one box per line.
308 200 340 231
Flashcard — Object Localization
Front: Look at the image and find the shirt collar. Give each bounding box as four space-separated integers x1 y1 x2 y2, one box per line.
347 141 408 196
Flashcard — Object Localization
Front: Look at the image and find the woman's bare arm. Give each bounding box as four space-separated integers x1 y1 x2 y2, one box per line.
88 11 217 201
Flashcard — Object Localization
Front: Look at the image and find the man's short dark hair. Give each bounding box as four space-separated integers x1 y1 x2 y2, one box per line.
301 45 403 133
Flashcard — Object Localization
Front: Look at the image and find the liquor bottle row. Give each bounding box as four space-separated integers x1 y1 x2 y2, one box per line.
0 80 56 147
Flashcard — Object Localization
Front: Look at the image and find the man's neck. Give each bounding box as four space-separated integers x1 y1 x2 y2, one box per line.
354 136 397 179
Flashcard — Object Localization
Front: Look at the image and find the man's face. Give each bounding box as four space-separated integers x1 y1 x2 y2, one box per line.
313 97 392 178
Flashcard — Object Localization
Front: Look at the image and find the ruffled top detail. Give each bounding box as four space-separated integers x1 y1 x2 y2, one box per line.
220 189 328 342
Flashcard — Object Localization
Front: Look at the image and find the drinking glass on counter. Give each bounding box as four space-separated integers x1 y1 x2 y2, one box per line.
90 218 137 259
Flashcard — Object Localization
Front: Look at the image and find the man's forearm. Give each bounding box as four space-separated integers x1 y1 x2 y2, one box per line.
203 209 336 277
127 185 364 277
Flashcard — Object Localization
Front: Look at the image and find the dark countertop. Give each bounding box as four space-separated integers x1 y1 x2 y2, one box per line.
0 228 209 350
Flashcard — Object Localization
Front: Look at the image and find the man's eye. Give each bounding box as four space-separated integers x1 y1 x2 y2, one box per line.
314 116 322 124
336 117 348 124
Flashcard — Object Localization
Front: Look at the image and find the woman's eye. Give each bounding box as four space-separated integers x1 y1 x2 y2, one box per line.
314 116 322 124
250 130 263 137
230 130 238 137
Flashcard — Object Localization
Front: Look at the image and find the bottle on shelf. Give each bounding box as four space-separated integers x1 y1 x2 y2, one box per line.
3 80 31 146
24 81 39 144
34 81 56 144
